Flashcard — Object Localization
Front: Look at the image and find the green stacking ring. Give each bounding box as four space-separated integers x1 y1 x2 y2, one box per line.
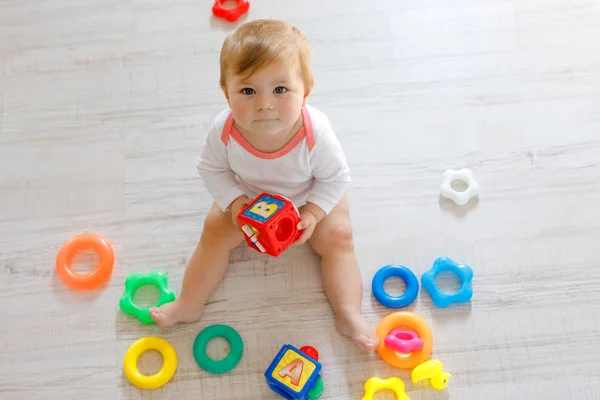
193 324 244 374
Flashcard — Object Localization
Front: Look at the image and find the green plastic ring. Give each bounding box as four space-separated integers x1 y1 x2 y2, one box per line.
119 270 176 324
193 324 244 374
308 377 324 399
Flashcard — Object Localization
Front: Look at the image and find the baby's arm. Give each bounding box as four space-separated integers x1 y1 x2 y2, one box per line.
294 126 351 244
305 126 351 219
197 122 247 212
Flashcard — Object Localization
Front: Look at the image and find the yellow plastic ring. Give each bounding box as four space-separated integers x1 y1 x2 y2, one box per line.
123 337 177 390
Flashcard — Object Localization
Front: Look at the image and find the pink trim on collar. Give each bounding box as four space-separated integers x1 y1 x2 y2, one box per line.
302 107 315 150
221 106 315 159
221 113 234 145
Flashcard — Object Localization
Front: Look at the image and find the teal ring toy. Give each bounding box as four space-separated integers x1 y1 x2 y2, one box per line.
421 257 473 308
193 324 244 374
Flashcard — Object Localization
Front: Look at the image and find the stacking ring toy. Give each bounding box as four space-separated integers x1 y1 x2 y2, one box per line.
193 324 244 374
56 233 115 290
440 168 480 206
119 271 176 324
212 0 249 22
384 330 424 353
421 257 473 308
123 337 177 390
376 311 433 369
361 377 409 400
372 265 419 308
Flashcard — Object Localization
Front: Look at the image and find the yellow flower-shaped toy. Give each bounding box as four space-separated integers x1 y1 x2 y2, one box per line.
361 377 410 400
119 270 176 324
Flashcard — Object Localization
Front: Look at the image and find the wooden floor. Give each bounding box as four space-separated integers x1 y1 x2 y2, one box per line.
2 0 600 399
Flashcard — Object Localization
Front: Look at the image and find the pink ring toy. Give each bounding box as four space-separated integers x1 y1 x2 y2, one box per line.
384 330 424 353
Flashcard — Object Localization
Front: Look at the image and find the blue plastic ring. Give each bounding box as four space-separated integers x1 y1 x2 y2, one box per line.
371 265 419 308
421 257 473 308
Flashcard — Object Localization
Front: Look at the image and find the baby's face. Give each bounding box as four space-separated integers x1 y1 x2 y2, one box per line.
225 61 307 137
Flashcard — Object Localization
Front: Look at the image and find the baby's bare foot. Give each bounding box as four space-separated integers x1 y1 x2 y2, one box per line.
150 299 203 327
335 310 379 352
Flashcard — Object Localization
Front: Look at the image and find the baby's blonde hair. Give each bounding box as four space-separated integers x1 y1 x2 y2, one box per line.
219 19 314 92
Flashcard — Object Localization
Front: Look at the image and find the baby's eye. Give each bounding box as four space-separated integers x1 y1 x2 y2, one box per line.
242 88 255 95
274 86 287 94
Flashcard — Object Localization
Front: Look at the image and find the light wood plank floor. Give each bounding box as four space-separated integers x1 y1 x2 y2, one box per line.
2 0 600 399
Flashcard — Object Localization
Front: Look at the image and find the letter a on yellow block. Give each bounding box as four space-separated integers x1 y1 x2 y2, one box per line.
278 358 304 386
270 348 316 391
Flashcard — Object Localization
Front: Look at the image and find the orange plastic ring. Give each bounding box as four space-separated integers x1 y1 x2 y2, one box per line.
56 233 115 290
376 311 433 369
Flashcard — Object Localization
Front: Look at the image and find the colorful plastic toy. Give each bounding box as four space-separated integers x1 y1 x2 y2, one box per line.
212 0 249 22
421 257 473 308
193 324 244 374
119 270 176 324
238 192 301 257
411 360 451 390
265 344 322 400
123 336 177 390
440 168 479 205
307 378 323 400
384 330 424 353
300 346 323 400
55 233 115 290
299 346 319 361
361 377 409 400
372 265 419 308
376 311 433 369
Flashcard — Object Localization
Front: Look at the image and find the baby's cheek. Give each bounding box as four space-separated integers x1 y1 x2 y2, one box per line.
232 102 251 122
283 101 301 122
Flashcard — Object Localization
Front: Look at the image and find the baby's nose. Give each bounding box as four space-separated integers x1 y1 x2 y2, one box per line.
255 95 273 110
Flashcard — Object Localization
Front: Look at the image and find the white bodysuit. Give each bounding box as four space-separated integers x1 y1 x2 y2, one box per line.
197 104 350 215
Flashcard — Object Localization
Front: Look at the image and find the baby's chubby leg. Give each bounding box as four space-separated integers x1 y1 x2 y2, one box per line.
150 203 244 327
309 196 378 351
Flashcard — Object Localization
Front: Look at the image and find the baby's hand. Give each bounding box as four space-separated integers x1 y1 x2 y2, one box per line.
230 195 251 227
293 210 318 246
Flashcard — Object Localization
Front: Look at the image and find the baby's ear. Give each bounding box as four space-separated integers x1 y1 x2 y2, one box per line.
221 84 230 102
306 81 314 96
303 82 314 105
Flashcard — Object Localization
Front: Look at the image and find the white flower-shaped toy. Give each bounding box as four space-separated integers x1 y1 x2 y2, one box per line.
440 168 479 205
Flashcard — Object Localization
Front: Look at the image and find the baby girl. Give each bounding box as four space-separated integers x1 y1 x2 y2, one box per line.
150 19 378 351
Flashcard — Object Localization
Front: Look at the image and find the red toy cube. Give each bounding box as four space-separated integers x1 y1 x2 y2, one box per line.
237 193 301 257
